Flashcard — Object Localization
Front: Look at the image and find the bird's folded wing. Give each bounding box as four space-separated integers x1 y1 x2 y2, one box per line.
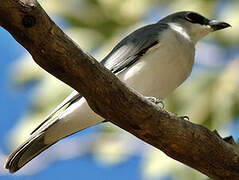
30 90 81 135
101 23 167 73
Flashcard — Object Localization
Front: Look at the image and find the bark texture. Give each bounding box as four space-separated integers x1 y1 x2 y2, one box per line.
0 1 239 179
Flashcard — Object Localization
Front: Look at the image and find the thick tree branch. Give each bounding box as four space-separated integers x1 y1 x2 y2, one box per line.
0 1 239 179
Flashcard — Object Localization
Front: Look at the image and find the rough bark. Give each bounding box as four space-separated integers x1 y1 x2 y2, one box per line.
0 1 239 179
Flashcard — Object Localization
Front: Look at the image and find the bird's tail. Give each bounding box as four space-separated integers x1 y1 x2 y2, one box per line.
5 95 104 173
5 132 56 173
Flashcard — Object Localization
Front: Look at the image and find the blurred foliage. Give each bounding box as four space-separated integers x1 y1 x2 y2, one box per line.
6 0 239 179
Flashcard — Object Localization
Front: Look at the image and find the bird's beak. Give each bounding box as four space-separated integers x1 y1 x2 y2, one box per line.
208 20 231 31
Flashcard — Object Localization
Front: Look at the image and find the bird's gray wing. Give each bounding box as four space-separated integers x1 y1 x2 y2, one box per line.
101 23 167 73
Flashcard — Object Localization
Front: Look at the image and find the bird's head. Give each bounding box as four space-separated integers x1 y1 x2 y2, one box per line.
159 11 231 44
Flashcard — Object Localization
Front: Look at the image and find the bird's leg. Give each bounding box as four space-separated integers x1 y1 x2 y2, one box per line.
146 96 164 109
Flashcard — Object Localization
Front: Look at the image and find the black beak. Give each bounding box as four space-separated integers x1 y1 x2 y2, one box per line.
209 20 231 31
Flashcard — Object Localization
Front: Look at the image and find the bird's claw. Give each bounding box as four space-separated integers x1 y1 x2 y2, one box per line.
146 96 164 109
179 115 190 121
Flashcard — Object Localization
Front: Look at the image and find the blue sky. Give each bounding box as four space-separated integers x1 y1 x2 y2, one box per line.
0 28 30 150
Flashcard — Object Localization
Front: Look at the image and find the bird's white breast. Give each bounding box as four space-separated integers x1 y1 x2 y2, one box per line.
118 28 195 99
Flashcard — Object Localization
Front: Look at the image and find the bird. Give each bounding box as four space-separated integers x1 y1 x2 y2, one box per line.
5 11 231 173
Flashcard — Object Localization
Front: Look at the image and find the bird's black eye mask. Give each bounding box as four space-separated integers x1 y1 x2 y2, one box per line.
185 12 209 25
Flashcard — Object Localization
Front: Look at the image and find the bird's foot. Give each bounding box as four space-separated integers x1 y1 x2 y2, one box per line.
146 96 164 109
179 115 190 121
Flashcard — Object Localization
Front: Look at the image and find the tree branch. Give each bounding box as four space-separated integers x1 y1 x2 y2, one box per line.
0 1 239 179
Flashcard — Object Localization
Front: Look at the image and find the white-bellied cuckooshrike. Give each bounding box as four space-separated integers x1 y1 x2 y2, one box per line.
5 11 231 173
